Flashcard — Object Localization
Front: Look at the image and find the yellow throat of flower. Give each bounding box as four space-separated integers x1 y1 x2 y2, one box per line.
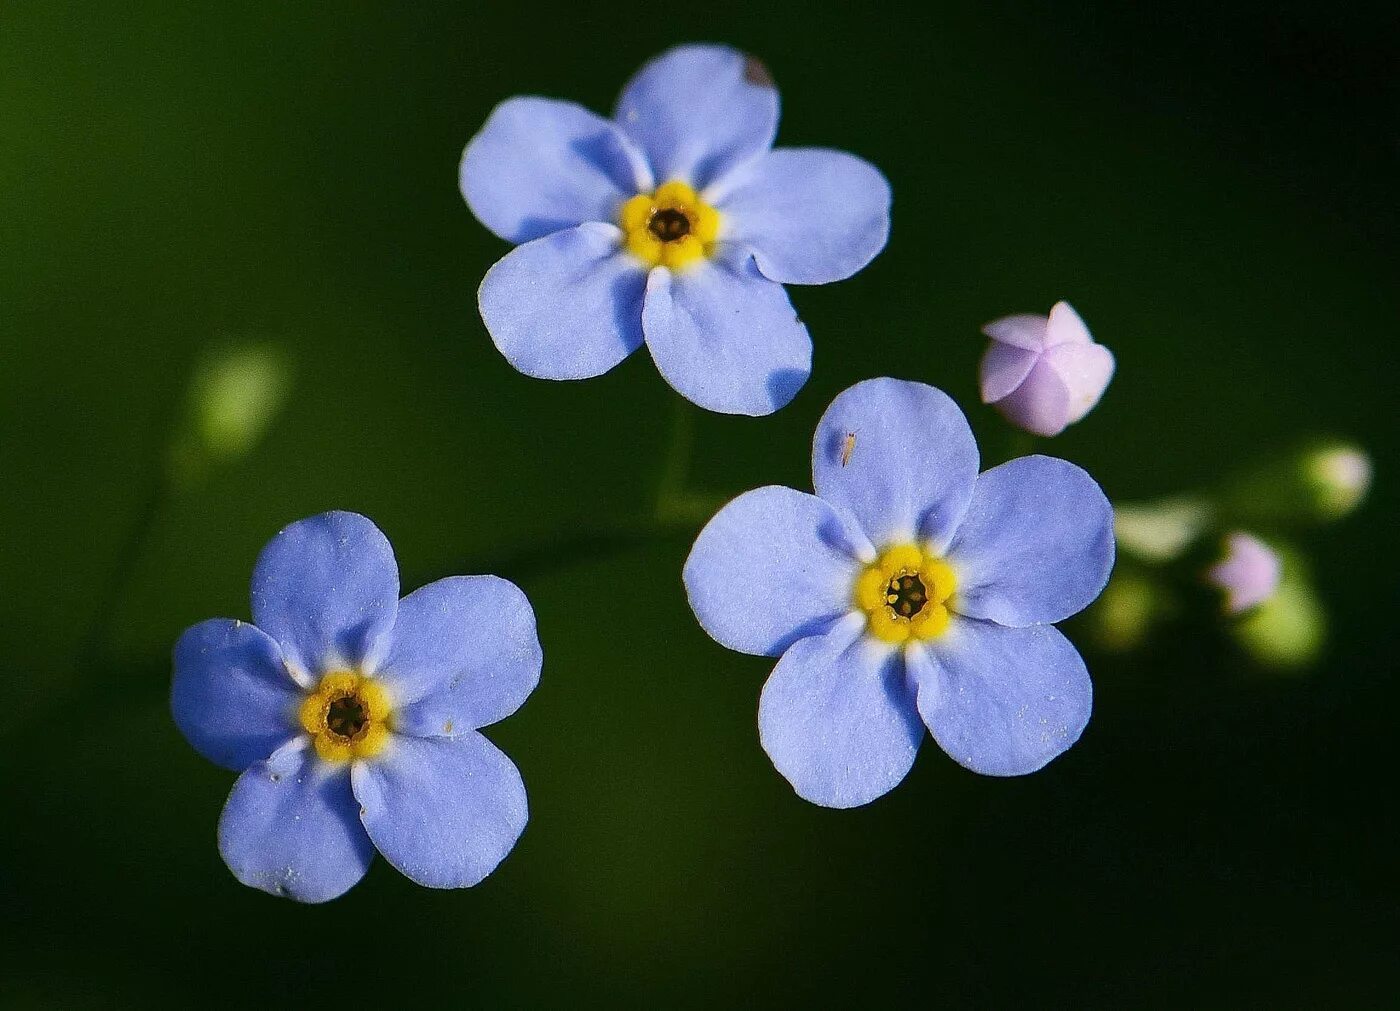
854 544 957 644
620 180 720 269
298 672 393 762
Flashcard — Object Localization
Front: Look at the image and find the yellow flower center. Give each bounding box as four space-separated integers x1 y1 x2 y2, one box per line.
619 180 720 269
298 672 393 763
854 545 958 644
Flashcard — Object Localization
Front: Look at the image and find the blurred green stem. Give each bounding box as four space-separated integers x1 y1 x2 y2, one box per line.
77 419 177 680
654 396 695 519
653 397 725 526
436 398 724 584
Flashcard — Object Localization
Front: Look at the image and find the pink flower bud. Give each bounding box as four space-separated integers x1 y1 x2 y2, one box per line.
980 301 1115 437
1207 532 1282 615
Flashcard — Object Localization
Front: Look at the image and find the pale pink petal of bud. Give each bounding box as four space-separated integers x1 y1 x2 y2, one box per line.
1207 532 1283 615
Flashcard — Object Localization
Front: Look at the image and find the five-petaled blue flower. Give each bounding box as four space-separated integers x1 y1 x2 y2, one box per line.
684 378 1115 807
172 511 541 902
460 43 892 416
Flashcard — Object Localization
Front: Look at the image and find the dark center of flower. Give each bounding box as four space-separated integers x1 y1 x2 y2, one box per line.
649 208 691 242
884 572 928 618
326 694 370 740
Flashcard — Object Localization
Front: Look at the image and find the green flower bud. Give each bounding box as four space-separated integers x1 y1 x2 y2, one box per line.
1230 558 1326 671
1113 498 1212 563
169 342 293 485
1219 440 1371 527
1302 444 1371 520
1087 571 1163 652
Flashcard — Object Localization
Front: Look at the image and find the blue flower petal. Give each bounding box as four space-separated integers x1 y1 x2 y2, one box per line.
352 733 528 889
171 619 301 771
461 97 650 244
218 743 375 903
911 618 1092 777
379 576 542 735
758 617 923 808
478 222 647 380
642 254 811 415
811 379 980 550
947 455 1115 626
614 44 779 190
250 511 400 677
715 148 890 285
684 486 869 657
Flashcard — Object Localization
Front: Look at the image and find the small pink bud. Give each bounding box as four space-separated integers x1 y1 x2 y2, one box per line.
1207 532 1282 615
980 301 1115 437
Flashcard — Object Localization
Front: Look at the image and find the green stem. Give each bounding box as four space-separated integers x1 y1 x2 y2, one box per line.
76 392 185 683
77 480 167 672
653 397 724 526
653 396 695 520
11 434 175 738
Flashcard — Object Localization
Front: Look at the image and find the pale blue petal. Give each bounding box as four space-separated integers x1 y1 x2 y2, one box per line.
460 97 649 244
911 619 1092 777
478 222 646 380
758 617 923 808
812 378 980 550
614 44 778 189
715 148 890 285
218 742 375 903
353 733 528 889
250 511 399 677
642 253 810 415
947 455 1115 626
683 486 869 657
171 619 300 771
379 576 542 735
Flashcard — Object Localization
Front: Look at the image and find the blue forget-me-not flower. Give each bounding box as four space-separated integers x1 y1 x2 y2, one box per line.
172 511 541 902
684 379 1115 807
461 44 892 416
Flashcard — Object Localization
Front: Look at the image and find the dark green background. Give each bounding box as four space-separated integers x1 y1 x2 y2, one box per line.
2 1 1396 1004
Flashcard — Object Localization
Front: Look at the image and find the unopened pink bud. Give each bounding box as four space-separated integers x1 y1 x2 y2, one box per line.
980 301 1114 437
1207 532 1282 615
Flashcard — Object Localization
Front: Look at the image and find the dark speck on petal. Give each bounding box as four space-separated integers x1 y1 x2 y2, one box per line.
744 56 775 88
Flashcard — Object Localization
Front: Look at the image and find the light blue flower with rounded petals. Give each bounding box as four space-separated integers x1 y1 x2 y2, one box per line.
172 511 541 902
461 43 891 416
684 379 1115 808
